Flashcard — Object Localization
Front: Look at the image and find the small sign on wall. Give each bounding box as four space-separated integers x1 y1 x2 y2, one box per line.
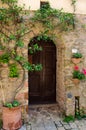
72 49 78 53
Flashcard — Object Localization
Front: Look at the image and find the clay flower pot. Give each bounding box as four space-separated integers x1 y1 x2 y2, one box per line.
2 106 22 130
0 50 4 55
9 77 17 82
73 78 80 84
1 63 8 67
71 58 82 64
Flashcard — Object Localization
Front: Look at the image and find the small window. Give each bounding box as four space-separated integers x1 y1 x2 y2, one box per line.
40 2 49 8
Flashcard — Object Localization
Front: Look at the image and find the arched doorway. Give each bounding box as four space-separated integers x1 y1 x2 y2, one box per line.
29 37 56 104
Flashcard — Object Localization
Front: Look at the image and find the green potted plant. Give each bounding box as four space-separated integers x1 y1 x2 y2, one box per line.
0 81 22 130
73 66 86 84
71 52 82 64
2 100 22 130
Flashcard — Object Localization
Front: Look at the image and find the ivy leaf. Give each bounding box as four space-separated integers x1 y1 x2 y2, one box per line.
15 55 24 61
34 64 42 71
23 62 33 71
16 40 24 47
9 34 16 40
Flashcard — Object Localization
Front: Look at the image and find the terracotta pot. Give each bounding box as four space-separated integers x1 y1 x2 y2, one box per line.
9 77 17 82
1 63 8 67
0 50 4 55
73 78 80 84
71 58 82 64
2 106 22 130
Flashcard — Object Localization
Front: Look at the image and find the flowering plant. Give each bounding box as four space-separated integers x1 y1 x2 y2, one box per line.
73 66 86 80
72 52 82 58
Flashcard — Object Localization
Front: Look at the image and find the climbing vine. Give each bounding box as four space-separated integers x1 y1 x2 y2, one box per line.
71 0 77 12
33 3 75 31
0 0 76 81
0 0 42 73
0 1 77 76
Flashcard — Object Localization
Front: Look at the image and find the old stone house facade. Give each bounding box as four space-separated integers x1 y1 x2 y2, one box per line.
0 0 86 121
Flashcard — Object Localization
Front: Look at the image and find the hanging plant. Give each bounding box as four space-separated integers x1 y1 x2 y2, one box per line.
72 66 86 84
71 52 82 64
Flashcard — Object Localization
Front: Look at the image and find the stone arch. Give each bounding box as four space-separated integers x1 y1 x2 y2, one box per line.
28 32 66 112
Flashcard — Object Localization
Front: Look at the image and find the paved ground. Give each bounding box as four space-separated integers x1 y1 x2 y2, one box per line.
20 104 86 130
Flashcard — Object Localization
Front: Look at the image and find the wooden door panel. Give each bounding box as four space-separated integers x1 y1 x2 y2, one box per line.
45 52 54 67
29 39 56 104
29 74 40 94
45 75 55 94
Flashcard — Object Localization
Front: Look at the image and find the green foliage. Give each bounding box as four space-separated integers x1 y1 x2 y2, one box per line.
15 55 24 61
0 8 8 22
23 62 42 71
33 64 42 71
75 108 86 120
12 100 20 107
33 2 75 31
75 110 82 120
16 40 24 47
37 34 50 41
72 53 82 58
71 0 76 5
1 0 17 4
0 0 23 24
0 53 10 63
9 34 16 40
28 43 42 54
0 0 76 78
73 70 85 80
4 103 13 108
0 44 4 50
9 63 19 77
58 12 75 30
0 0 43 73
5 100 20 108
71 0 76 12
63 115 75 123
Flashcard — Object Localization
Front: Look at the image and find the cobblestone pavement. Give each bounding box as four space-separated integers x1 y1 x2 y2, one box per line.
20 104 86 130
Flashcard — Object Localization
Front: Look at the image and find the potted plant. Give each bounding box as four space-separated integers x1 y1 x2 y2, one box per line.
71 52 82 64
2 100 22 130
0 81 22 130
73 66 86 84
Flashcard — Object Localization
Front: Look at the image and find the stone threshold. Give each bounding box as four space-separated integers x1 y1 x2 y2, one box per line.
29 103 59 108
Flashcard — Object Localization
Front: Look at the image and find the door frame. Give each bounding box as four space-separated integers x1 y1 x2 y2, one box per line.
29 37 56 104
28 35 66 112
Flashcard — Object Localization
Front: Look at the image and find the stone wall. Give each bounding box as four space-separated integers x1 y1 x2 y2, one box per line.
63 14 86 115
0 14 86 120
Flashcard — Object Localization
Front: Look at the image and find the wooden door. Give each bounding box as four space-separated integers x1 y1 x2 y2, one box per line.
29 39 56 104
